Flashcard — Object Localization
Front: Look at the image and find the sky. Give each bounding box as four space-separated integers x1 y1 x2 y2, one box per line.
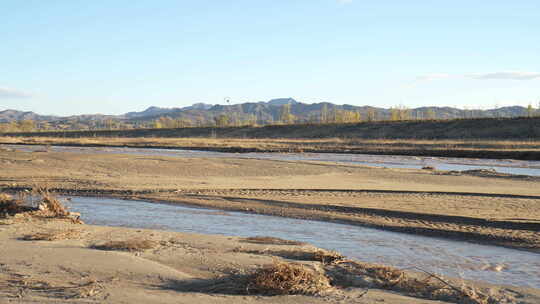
1 0 539 115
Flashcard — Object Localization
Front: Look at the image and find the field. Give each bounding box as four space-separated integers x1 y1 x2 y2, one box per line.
4 117 540 139
4 117 540 160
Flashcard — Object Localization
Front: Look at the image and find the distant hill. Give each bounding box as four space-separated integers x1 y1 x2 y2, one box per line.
114 99 534 125
1 98 536 127
0 110 57 123
124 106 182 119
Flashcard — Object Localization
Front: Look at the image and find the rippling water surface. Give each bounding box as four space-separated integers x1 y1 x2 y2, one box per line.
66 196 540 288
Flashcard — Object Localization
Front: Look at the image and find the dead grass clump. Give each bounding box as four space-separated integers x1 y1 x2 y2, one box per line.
1 189 81 223
34 188 69 217
164 261 332 296
247 261 332 295
242 236 306 246
326 261 496 304
20 229 81 241
92 239 157 252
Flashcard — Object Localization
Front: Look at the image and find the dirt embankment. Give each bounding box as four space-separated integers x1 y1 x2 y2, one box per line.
4 117 540 140
3 117 540 160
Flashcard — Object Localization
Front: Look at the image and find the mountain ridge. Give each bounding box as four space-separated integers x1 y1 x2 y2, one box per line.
0 98 535 124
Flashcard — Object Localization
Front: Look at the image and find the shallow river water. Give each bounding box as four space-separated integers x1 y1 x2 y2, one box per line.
66 196 540 289
4 144 540 176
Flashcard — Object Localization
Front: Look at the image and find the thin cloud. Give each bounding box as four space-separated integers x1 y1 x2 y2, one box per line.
413 71 540 85
0 87 32 99
467 71 540 80
403 73 452 88
416 74 452 81
336 0 353 4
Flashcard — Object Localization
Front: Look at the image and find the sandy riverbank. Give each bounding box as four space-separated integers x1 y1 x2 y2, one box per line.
1 146 540 303
0 148 539 251
1 211 539 304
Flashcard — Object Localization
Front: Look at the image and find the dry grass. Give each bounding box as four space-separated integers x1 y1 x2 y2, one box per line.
33 188 69 217
20 229 81 241
326 260 498 304
246 261 332 296
1 189 82 223
92 239 157 252
3 136 540 153
180 260 333 296
242 236 306 246
0 275 105 299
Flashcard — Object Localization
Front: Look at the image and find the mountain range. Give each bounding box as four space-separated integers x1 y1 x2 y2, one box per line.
0 98 535 124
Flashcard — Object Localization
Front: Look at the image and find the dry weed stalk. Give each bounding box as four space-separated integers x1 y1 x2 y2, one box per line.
1 276 104 299
33 188 69 217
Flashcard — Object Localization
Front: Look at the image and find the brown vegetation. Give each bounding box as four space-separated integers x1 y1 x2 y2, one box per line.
3 116 540 140
191 260 332 296
2 134 540 160
20 229 81 241
246 261 332 296
92 239 157 252
327 260 499 304
181 257 498 303
1 189 81 224
34 188 70 217
0 275 104 299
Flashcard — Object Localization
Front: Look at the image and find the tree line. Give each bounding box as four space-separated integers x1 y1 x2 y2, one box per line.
2 103 540 133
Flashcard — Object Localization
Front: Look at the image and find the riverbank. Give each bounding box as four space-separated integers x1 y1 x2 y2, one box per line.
1 148 539 252
2 204 540 304
3 117 540 141
2 136 540 160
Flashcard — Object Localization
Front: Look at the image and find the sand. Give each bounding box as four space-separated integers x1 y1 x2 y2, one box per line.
1 148 540 303
0 149 538 250
1 217 539 304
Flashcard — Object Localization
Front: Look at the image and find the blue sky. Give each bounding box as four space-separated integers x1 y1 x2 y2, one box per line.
1 0 539 115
